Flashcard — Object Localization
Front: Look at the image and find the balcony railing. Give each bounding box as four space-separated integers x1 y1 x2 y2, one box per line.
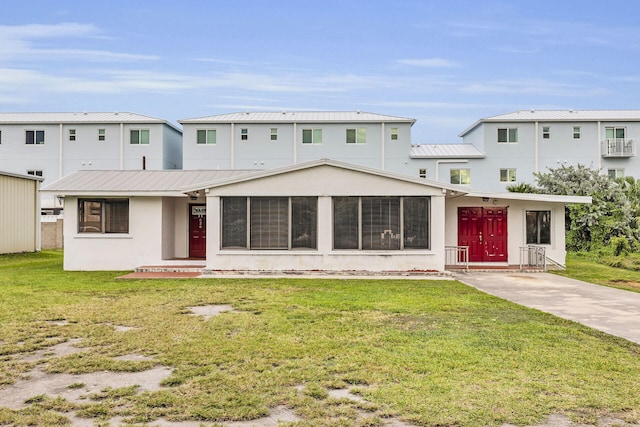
519 246 546 271
445 245 469 271
602 138 635 157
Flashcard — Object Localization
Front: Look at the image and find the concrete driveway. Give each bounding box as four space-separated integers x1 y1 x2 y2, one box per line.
454 272 640 345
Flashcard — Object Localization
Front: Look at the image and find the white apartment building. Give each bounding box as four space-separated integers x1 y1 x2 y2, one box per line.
411 110 640 192
0 112 182 211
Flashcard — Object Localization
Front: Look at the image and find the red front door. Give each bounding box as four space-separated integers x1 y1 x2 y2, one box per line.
458 207 508 262
189 204 206 258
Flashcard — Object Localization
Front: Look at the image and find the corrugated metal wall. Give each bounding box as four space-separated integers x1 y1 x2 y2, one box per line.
0 174 38 254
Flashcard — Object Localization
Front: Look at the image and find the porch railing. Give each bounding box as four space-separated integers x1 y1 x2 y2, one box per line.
519 245 546 271
445 245 469 271
602 138 635 157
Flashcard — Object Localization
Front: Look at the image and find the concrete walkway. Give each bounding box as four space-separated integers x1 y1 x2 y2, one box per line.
454 272 640 345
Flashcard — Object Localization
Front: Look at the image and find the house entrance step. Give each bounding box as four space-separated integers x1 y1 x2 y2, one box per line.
135 265 205 273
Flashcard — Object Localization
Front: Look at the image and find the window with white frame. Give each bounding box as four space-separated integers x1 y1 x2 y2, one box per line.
240 128 248 141
608 168 624 179
390 127 398 141
333 196 430 250
270 128 278 141
499 168 517 183
98 129 106 142
78 199 129 234
497 128 518 143
542 126 550 139
69 129 76 141
197 129 216 144
130 129 149 144
573 126 581 139
450 169 471 185
526 210 551 244
346 128 366 144
221 197 317 250
26 130 45 145
302 129 322 144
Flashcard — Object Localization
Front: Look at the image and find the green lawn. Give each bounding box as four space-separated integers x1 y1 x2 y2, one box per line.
1 251 639 426
553 252 640 293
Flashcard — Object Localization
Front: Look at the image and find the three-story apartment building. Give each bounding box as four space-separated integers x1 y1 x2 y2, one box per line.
0 112 182 211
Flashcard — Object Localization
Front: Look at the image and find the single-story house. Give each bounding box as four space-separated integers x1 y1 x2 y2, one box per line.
41 159 590 272
0 171 43 254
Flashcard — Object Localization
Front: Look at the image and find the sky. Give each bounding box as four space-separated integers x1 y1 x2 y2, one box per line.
2 0 640 143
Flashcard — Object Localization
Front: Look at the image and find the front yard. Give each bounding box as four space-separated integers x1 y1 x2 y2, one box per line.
0 251 639 426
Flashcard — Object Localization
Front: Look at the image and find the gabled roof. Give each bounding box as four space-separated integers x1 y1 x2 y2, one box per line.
179 111 416 124
41 170 254 197
0 112 181 132
410 144 485 159
182 158 466 194
0 170 44 182
460 109 640 137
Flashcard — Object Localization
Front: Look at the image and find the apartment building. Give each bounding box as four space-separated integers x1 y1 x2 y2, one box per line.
412 110 640 192
0 112 182 211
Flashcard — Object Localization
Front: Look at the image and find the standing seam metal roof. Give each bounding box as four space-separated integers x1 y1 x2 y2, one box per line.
410 144 485 158
179 111 416 124
0 112 182 132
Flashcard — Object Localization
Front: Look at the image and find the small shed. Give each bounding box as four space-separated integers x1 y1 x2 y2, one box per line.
0 171 43 254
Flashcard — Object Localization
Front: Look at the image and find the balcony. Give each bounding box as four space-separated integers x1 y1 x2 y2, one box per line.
602 138 635 157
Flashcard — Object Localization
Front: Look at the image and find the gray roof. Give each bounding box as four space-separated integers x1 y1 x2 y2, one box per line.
41 170 254 196
179 111 416 124
410 144 485 159
460 109 640 136
0 112 181 132
0 170 44 182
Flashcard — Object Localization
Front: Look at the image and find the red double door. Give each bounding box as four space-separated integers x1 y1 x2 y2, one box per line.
458 207 508 262
189 204 206 258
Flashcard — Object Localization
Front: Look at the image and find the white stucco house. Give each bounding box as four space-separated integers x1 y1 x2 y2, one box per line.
41 159 589 272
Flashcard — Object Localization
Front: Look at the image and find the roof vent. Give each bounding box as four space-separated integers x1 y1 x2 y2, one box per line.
530 109 535 113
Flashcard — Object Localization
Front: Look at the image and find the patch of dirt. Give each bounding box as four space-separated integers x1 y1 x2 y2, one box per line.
111 324 137 332
609 279 640 290
187 304 236 320
14 338 86 362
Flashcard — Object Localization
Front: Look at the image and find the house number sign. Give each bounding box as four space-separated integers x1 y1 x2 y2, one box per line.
192 206 206 216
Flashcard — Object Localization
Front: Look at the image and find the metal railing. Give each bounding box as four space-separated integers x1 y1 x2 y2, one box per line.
602 138 635 157
445 245 469 271
519 245 546 270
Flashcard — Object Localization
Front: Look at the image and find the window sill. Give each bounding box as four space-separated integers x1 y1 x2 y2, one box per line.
74 234 132 239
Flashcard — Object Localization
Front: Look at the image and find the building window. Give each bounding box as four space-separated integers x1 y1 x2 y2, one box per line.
346 128 366 144
270 128 278 141
302 129 322 144
26 130 45 145
69 129 76 141
390 127 398 141
98 129 106 141
497 128 518 143
333 196 429 250
130 129 150 145
542 126 550 139
450 169 471 185
197 129 216 144
606 127 626 141
526 211 551 245
608 168 624 179
78 199 129 234
221 197 317 250
573 126 581 139
499 168 517 183
27 170 43 177
419 169 427 178
241 128 248 141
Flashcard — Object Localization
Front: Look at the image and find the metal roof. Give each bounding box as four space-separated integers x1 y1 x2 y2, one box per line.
179 111 416 124
41 170 254 196
466 192 592 204
0 112 182 132
460 109 640 137
0 170 44 182
410 144 485 159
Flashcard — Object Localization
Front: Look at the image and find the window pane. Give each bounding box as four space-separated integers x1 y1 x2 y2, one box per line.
346 129 356 144
140 130 150 144
362 197 400 250
497 128 507 143
79 200 103 233
357 128 366 143
450 169 460 184
197 130 206 144
291 197 317 249
26 131 34 145
616 128 625 139
333 197 359 249
526 211 551 244
131 130 139 144
313 129 322 144
508 128 517 142
250 197 288 249
208 130 216 144
105 200 129 233
222 197 247 248
302 129 312 144
526 211 537 244
539 211 551 244
403 197 429 249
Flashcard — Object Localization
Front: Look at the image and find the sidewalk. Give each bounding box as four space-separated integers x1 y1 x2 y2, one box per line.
454 272 640 345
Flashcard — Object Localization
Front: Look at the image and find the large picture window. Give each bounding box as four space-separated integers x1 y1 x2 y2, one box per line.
526 210 551 244
333 196 429 250
221 197 317 250
78 199 129 233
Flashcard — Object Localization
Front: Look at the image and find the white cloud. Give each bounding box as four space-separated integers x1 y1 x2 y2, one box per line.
397 58 459 68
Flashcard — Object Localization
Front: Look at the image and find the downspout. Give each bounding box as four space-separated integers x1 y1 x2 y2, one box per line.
58 123 63 179
534 121 539 173
381 122 385 169
120 122 124 170
597 121 602 171
435 159 468 182
293 122 297 163
230 123 235 169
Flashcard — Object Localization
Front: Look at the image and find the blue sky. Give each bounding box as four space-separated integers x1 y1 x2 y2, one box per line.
2 0 640 143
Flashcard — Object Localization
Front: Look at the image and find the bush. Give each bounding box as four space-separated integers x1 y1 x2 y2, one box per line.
609 236 631 256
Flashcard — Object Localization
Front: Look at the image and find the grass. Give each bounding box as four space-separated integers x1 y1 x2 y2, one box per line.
0 251 639 426
553 251 640 293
